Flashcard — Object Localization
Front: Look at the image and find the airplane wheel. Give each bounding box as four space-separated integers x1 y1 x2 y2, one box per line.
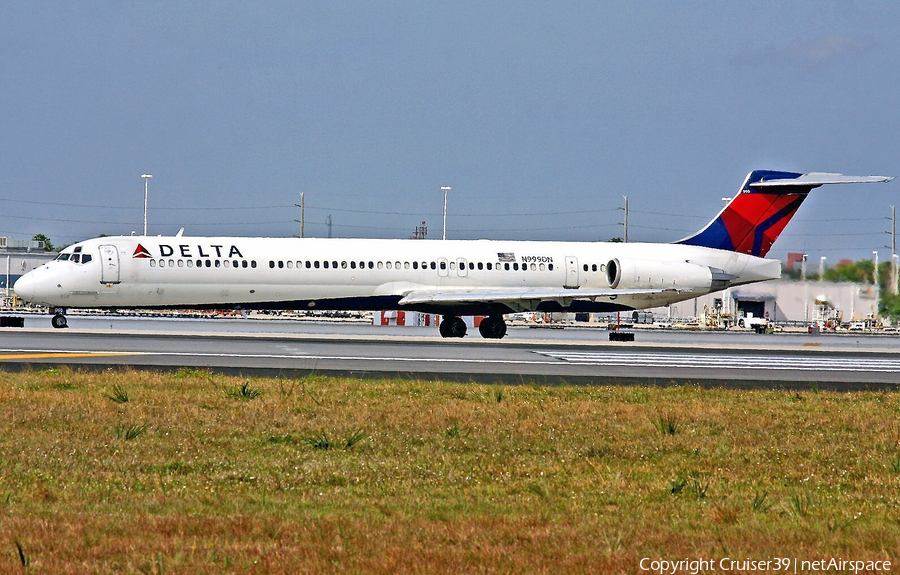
479 317 507 339
440 316 467 338
51 314 68 329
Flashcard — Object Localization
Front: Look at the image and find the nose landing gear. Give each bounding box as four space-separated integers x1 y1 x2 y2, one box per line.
51 308 68 329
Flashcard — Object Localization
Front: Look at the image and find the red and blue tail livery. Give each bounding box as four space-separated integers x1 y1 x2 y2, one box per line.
677 170 893 257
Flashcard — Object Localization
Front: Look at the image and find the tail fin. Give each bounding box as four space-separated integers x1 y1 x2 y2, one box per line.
676 170 893 257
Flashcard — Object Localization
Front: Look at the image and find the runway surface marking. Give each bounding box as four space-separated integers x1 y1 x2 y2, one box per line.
537 351 900 372
2 347 899 374
0 352 137 361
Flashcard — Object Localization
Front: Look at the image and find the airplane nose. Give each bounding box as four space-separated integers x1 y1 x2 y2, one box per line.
13 273 35 302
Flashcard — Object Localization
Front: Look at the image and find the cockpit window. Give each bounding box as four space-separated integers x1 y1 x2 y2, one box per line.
56 253 71 261
71 254 81 263
82 254 92 264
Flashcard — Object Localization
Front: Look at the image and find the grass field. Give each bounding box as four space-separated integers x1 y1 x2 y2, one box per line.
0 368 897 573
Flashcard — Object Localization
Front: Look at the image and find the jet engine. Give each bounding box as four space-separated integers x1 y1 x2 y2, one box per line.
606 258 730 292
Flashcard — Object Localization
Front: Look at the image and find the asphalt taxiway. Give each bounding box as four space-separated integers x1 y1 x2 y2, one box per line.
1 314 899 389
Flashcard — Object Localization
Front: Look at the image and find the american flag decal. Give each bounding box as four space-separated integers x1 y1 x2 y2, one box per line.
497 252 516 262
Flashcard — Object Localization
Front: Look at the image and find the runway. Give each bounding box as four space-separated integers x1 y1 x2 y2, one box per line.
1 314 899 389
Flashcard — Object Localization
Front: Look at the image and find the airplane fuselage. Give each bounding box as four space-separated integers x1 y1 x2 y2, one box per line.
15 235 780 316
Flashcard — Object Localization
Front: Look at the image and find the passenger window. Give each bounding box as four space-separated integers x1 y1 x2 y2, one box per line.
449 262 455 270
368 262 374 269
592 264 598 272
178 260 184 268
332 261 337 268
504 263 510 271
539 263 545 271
394 261 400 269
206 260 212 268
431 262 437 270
314 261 320 269
242 261 248 268
234 260 240 267
269 261 275 269
548 263 554 271
386 262 392 269
251 261 257 268
413 261 418 269
487 263 492 270
286 261 292 269
224 260 231 268
351 261 357 269
324 261 329 269
305 261 311 269
342 261 347 269
187 260 193 268
469 262 474 270
530 263 536 271
196 260 202 268
150 260 156 267
477 262 483 270
513 263 519 271
215 260 221 268
377 262 383 269
404 262 410 269
583 264 588 272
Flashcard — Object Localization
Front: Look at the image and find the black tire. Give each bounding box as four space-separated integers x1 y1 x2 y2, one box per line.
51 314 68 329
439 318 452 338
479 317 507 339
449 317 467 338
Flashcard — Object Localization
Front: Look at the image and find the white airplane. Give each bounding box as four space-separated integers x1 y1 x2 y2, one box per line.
13 170 892 338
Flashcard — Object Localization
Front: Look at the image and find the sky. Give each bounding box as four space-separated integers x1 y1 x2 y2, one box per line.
1 1 898 263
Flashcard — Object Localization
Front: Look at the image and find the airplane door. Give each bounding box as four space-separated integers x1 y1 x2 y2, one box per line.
457 258 468 277
437 257 449 277
99 245 121 284
564 256 579 288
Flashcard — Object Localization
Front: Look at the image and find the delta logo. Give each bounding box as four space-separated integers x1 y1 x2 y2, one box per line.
132 244 152 259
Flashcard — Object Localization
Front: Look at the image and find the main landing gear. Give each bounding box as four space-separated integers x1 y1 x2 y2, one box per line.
438 315 508 339
478 315 507 339
51 308 68 329
439 316 467 338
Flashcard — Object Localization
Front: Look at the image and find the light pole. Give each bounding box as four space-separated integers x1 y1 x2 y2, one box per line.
873 250 879 288
141 174 152 236
819 256 826 281
441 186 451 240
801 254 808 324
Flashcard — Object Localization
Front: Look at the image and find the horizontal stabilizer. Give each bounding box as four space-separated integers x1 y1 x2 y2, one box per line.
750 173 893 187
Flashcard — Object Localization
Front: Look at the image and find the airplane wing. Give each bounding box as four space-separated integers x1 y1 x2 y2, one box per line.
398 286 686 311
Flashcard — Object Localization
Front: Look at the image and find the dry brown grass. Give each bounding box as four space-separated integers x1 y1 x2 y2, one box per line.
0 367 897 573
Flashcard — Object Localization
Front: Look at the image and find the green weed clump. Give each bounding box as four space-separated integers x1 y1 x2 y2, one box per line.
115 423 146 441
651 412 680 435
107 383 130 403
228 382 261 400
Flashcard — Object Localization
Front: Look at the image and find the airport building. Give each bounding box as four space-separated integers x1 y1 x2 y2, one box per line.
650 279 880 324
1 237 56 301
